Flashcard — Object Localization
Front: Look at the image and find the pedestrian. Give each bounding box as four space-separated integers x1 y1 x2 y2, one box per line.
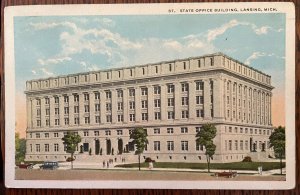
102 161 105 168
107 161 109 168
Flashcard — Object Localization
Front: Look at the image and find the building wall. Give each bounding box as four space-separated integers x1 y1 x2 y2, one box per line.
24 53 273 163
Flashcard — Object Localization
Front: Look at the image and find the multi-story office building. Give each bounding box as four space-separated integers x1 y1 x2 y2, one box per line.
24 53 274 163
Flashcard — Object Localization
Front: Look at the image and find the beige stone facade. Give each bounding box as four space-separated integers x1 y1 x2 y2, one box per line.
24 53 274 163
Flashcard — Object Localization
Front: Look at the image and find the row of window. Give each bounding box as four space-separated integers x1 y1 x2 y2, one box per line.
226 126 271 135
224 140 269 151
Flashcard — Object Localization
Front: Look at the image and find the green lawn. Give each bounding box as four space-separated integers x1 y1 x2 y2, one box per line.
116 162 285 171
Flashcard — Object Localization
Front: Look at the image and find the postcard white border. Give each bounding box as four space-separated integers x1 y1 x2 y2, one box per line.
4 2 296 189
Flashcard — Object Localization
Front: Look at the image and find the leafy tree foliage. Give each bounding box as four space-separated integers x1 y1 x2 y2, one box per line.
195 124 217 172
269 126 285 174
15 133 26 164
62 132 81 169
130 127 148 171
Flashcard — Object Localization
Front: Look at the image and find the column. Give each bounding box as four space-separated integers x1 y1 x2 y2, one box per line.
269 93 272 125
59 95 64 127
40 97 46 127
100 90 106 124
135 87 141 122
213 77 223 119
31 98 37 128
111 138 118 155
69 93 74 126
102 138 107 156
160 84 167 121
203 79 211 119
188 81 196 120
111 89 117 124
79 93 85 125
174 82 181 120
49 96 55 127
123 88 128 123
89 92 95 125
147 85 154 122
26 97 32 128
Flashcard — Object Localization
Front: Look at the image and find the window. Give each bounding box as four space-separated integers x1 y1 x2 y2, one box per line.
168 98 174 106
105 130 111 136
154 128 160 134
117 130 123 135
141 88 148 96
55 108 59 115
129 101 135 109
181 110 189 118
196 109 204 118
240 128 243 133
196 142 203 151
183 62 186 69
107 72 110 79
154 86 161 94
94 131 99 136
54 133 59 137
210 57 214 66
74 117 79 124
235 140 238 150
196 81 204 90
167 111 174 119
36 144 40 152
167 84 174 93
154 99 161 108
64 96 69 103
54 97 59 104
84 131 89 136
167 128 174 134
115 102 122 111
167 141 174 151
142 113 148 121
245 140 249 150
36 133 40 138
181 127 188 133
36 99 41 105
64 107 69 114
95 116 100 123
64 118 69 125
169 64 172 71
229 126 232 133
74 94 79 102
37 120 41 127
37 109 41 116
95 92 100 100
155 66 158 73
129 114 135 122
196 127 201 133
142 68 145 75
229 140 232 150
106 115 112 123
154 141 160 151
181 83 188 92
46 119 50 126
95 104 100 112
240 140 244 150
181 141 188 151
196 96 204 105
129 89 135 97
181 97 188 106
117 90 123 98
54 144 59 152
106 91 111 99
55 119 60 126
84 105 90 113
141 100 148 109
117 114 123 122
118 71 121 78
130 69 133 76
154 112 161 120
106 103 111 111
45 98 50 105
45 144 49 152
74 106 79 113
85 117 90 124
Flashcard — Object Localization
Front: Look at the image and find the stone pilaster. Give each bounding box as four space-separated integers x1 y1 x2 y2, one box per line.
147 85 154 122
203 79 211 119
188 81 196 120
49 96 55 127
69 93 74 126
59 95 64 127
100 90 106 124
89 92 95 125
135 87 141 122
160 84 167 121
26 97 32 129
111 89 117 124
174 82 181 120
123 88 128 123
79 93 85 125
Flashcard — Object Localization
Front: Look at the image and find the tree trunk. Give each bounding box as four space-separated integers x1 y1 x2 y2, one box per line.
71 153 74 170
138 154 141 171
207 155 210 173
280 153 282 175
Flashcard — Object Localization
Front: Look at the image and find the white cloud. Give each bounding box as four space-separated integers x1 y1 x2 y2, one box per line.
245 52 266 65
163 40 182 51
40 68 54 76
207 20 239 42
253 26 271 35
38 56 72 65
94 18 116 27
88 65 100 71
31 70 37 75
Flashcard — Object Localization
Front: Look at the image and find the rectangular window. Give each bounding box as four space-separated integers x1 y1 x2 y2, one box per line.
74 94 79 102
167 128 174 134
36 144 40 152
141 100 148 109
95 104 100 112
37 109 41 116
181 83 188 92
54 97 59 104
167 84 174 93
55 108 59 115
181 127 188 133
94 131 99 136
196 142 203 151
196 109 204 118
167 111 174 119
54 144 59 152
46 119 50 126
196 81 204 90
235 140 238 150
45 98 50 104
154 112 161 120
154 128 160 134
129 89 135 97
181 110 189 119
167 141 174 151
105 130 111 136
44 133 49 138
37 120 41 127
45 144 49 152
142 113 148 121
84 93 89 101
55 119 60 126
106 103 111 111
196 127 201 133
64 96 69 103
64 118 69 125
84 131 89 136
64 107 69 114
154 99 161 108
141 88 148 96
74 117 79 124
168 98 174 106
229 140 232 150
74 106 79 113
106 115 112 123
196 96 204 105
106 91 111 99
95 92 100 100
117 90 123 98
240 140 244 150
245 140 249 150
181 141 188 151
36 99 41 105
84 105 90 113
36 133 40 138
129 114 135 122
181 97 188 106
117 130 123 135
95 116 100 123
154 141 160 151
117 114 123 122
117 102 123 110
54 133 59 137
85 117 90 124
154 86 161 94
129 101 135 109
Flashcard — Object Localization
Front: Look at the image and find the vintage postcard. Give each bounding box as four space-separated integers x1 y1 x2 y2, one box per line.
4 2 295 189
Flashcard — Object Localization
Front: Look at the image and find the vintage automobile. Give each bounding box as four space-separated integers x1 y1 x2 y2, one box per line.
39 161 59 170
16 163 34 169
214 171 238 178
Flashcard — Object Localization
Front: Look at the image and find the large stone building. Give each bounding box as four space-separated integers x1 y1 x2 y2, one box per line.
24 53 274 163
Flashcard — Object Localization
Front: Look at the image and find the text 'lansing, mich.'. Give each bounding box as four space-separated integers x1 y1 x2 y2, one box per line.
179 8 278 13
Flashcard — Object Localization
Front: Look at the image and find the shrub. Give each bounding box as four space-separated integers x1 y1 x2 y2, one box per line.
242 156 252 162
66 157 75 162
145 157 155 163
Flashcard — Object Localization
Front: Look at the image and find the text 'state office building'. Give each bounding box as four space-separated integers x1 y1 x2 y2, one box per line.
24 53 274 163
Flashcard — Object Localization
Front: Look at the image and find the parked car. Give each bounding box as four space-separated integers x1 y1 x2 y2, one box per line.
16 163 34 169
214 171 237 178
39 161 59 170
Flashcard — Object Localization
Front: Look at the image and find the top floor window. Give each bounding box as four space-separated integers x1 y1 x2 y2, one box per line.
45 98 49 105
64 96 69 103
183 62 186 70
154 86 160 94
95 92 100 100
181 83 188 92
117 90 123 98
210 57 213 66
155 66 158 73
84 93 89 101
74 94 79 102
196 81 204 90
167 84 174 93
54 97 59 104
129 88 135 97
169 64 172 71
106 91 111 99
36 99 41 106
141 88 148 96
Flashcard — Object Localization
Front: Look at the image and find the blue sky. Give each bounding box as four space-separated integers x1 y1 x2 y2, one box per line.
14 13 285 97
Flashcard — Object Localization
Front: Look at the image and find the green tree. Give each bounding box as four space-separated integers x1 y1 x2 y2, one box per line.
269 126 285 175
62 132 81 169
15 133 26 164
195 124 217 173
130 127 148 171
